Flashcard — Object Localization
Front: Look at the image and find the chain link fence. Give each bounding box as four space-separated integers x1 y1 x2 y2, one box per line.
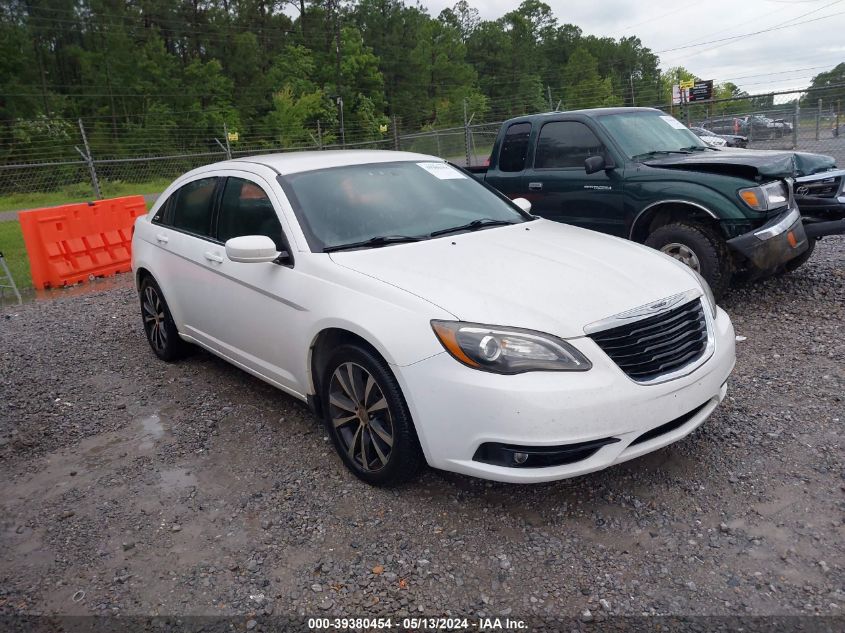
2 88 843 205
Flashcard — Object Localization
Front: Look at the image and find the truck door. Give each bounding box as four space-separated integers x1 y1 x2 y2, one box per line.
522 120 626 237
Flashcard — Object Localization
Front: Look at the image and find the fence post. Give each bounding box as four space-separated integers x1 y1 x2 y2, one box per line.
792 102 799 150
463 99 471 167
76 118 101 199
435 130 442 157
223 122 233 159
392 115 400 151
815 98 821 141
317 120 323 149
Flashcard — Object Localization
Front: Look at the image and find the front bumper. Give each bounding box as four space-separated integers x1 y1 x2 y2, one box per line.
727 206 808 273
796 196 845 238
394 306 736 483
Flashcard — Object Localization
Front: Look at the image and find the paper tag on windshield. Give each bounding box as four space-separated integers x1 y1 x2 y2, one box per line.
660 115 687 130
417 162 466 179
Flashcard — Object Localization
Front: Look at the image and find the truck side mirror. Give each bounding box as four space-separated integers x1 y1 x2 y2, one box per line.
584 155 607 174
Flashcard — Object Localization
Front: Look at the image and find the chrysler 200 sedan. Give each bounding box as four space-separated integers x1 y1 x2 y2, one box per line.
131 151 736 486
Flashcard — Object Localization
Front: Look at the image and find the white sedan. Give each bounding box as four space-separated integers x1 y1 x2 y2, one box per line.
132 151 736 485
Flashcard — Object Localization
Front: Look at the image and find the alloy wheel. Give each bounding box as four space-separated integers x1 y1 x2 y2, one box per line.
142 285 168 354
660 242 702 273
328 362 394 473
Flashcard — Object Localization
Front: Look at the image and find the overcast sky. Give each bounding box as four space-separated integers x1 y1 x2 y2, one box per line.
419 0 845 100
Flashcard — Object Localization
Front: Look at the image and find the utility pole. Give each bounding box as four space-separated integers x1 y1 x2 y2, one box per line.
332 0 344 148
630 74 636 107
463 99 471 167
547 85 553 111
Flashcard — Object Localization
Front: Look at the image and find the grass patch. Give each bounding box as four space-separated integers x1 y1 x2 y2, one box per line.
0 221 31 290
0 178 169 213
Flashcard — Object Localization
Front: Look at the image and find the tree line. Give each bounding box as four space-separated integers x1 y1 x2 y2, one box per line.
0 0 830 163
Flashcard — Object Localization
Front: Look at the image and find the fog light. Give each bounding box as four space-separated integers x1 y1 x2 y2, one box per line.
513 452 529 464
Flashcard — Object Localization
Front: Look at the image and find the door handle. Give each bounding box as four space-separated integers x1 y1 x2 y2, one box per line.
203 251 224 264
155 233 169 244
528 182 543 191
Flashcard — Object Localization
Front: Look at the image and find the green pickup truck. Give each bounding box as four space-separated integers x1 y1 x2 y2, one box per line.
470 107 838 297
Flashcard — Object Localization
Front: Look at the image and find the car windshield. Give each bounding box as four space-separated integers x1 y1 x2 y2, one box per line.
597 111 707 159
279 161 530 252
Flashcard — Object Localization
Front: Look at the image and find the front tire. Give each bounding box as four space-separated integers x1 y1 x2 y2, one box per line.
645 222 733 300
320 344 423 486
139 276 187 362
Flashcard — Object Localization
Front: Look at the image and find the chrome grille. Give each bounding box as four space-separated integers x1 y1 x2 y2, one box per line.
588 299 708 382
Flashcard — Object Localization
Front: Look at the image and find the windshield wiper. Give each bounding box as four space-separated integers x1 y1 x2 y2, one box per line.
680 145 714 152
429 218 516 238
632 149 693 160
323 235 422 253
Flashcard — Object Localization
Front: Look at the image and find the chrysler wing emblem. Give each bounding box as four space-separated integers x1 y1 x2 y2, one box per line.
583 289 700 335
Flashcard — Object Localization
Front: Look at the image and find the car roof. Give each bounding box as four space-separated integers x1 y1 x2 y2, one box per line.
502 107 665 125
190 150 442 177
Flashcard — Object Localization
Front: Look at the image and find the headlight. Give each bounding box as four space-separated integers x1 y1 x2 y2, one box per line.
431 321 592 374
738 181 789 211
689 269 717 319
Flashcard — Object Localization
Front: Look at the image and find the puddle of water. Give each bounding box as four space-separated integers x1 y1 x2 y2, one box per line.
159 467 198 491
138 413 165 450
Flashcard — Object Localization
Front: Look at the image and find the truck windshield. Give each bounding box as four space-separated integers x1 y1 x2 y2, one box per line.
279 161 530 252
598 112 708 160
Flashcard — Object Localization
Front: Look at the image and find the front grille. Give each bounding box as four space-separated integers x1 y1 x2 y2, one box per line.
797 176 841 198
589 299 708 382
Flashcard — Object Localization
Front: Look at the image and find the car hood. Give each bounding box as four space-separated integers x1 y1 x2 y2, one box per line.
328 220 700 339
645 149 835 179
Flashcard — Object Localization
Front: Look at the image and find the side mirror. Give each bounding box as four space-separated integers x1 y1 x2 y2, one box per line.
512 197 532 213
584 155 608 174
225 235 280 263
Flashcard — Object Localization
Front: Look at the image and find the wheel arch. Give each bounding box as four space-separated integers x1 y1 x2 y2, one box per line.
135 266 153 290
630 200 722 243
307 327 391 416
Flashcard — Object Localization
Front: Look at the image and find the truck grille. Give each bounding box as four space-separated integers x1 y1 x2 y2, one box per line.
588 299 708 382
796 176 840 198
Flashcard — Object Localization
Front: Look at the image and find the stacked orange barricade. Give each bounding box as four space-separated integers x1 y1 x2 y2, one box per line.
19 195 147 289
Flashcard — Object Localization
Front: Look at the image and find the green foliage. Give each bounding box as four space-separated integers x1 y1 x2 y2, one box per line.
0 0 745 161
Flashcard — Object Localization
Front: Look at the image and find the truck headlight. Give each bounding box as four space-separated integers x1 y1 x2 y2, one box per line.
738 181 789 211
431 321 592 374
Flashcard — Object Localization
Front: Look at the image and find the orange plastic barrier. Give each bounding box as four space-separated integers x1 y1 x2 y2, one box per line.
18 195 148 289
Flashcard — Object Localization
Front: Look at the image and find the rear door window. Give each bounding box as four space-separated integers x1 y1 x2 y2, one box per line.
535 121 605 169
498 122 532 172
216 177 284 251
170 177 218 237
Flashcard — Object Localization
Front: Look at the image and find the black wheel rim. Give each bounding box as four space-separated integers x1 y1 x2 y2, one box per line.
142 285 168 354
328 362 394 473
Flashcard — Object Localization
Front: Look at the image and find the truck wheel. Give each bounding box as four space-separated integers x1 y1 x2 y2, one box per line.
645 222 732 300
778 238 816 274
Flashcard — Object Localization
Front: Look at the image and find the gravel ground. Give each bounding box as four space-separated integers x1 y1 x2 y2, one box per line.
0 237 843 627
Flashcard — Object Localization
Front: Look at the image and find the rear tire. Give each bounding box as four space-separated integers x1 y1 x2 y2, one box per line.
645 222 733 300
139 276 187 362
320 344 423 486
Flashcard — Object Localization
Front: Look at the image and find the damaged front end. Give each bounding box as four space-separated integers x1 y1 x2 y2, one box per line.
795 169 845 238
726 180 809 275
